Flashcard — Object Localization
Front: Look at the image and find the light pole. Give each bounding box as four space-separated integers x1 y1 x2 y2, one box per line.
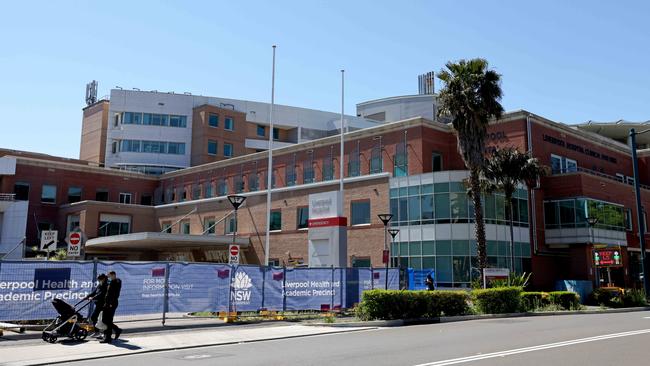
378 214 393 289
227 195 246 253
630 128 650 295
388 228 400 288
587 217 599 287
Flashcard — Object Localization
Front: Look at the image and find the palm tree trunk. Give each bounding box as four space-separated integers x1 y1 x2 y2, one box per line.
507 197 515 277
470 168 487 285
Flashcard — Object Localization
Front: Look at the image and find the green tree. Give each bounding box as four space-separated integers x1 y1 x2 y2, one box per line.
437 59 504 282
483 147 547 273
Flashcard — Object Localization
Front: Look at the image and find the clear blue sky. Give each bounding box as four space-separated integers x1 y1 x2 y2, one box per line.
1 1 649 158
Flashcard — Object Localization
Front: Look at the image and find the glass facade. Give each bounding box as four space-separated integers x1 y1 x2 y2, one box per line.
122 112 186 128
389 174 531 287
120 140 185 155
544 198 626 231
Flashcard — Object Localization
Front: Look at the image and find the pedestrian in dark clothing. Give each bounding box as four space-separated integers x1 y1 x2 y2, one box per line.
425 273 435 291
84 274 108 336
100 271 122 343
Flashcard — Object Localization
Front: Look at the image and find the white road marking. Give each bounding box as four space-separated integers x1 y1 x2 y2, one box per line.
183 354 212 359
413 328 650 366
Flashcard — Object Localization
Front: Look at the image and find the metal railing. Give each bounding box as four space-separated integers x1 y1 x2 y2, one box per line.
574 167 650 190
0 193 15 201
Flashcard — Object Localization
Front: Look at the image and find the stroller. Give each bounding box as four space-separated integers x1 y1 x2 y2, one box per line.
41 298 93 343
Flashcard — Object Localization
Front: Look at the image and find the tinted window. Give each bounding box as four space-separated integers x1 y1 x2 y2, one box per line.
351 201 370 225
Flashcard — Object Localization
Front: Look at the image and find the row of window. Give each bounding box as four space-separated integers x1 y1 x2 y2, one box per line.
550 154 635 184
208 113 234 130
256 125 280 139
544 198 636 231
117 139 186 155
389 182 529 226
207 140 233 157
14 182 151 205
119 112 187 128
390 240 531 258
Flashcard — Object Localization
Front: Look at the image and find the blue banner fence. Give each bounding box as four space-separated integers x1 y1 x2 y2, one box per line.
0 260 400 322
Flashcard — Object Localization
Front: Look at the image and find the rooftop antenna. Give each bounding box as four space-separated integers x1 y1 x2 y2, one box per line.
85 80 98 105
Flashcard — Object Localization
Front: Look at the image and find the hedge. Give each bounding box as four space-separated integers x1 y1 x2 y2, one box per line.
355 290 470 320
472 287 522 314
520 291 550 311
548 291 581 310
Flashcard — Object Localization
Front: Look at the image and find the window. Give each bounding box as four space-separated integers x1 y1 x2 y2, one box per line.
351 201 371 225
111 141 118 154
432 152 443 172
348 145 360 177
13 182 29 200
393 142 408 177
208 140 218 155
370 144 382 174
234 176 244 193
192 185 201 200
616 173 625 183
217 179 228 196
625 209 633 231
273 127 279 140
268 258 281 267
224 143 233 157
551 154 577 174
208 113 219 127
257 125 266 137
67 187 82 203
41 184 56 204
98 214 130 237
249 174 259 192
286 165 296 186
270 210 282 231
627 176 635 185
95 190 109 202
114 114 120 127
224 117 234 131
162 222 172 233
303 160 315 184
169 115 187 127
123 112 142 124
119 193 132 204
226 216 237 234
181 221 191 234
297 207 309 229
323 155 334 181
67 215 80 234
204 219 215 234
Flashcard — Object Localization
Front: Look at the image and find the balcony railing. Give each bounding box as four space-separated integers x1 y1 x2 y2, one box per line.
575 167 650 190
0 193 15 201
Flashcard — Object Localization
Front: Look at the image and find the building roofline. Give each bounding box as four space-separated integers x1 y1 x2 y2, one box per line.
11 156 158 181
356 94 436 107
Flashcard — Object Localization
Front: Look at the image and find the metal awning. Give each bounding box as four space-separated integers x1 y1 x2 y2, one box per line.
85 232 249 252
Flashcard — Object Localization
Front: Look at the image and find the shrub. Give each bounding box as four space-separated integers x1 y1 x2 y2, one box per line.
520 291 550 311
548 291 581 310
355 290 469 321
590 287 624 307
622 289 647 307
472 287 522 314
491 272 532 289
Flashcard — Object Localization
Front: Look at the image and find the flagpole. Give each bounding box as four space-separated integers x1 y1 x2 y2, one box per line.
264 45 276 267
339 70 345 194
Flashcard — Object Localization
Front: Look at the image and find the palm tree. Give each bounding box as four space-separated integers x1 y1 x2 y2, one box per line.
483 147 547 273
437 59 504 282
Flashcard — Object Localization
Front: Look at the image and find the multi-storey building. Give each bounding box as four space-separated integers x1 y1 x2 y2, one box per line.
3 108 650 290
81 89 380 175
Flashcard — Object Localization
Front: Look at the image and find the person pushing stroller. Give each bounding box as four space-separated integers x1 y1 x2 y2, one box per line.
83 274 108 338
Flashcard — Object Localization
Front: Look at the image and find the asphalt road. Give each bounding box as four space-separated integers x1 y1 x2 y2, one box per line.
65 311 650 366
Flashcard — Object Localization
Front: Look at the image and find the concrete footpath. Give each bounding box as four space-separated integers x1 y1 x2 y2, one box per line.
0 323 374 366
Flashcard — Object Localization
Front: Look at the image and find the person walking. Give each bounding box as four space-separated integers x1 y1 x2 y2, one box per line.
100 271 122 343
424 273 435 290
84 273 108 337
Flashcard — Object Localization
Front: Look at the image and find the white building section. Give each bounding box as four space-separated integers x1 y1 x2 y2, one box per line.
356 94 437 122
105 89 381 172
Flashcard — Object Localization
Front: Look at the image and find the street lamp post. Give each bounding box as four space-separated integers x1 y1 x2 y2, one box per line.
227 195 247 253
630 128 650 296
388 228 400 288
378 214 393 290
587 217 599 287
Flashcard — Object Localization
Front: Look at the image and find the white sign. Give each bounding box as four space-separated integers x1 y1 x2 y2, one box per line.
309 191 342 219
67 232 82 257
40 230 58 252
483 268 510 289
229 244 240 265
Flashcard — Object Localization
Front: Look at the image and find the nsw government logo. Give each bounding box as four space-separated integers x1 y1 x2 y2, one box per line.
231 271 252 305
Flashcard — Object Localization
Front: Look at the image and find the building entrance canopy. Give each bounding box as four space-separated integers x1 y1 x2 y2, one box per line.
85 232 249 253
